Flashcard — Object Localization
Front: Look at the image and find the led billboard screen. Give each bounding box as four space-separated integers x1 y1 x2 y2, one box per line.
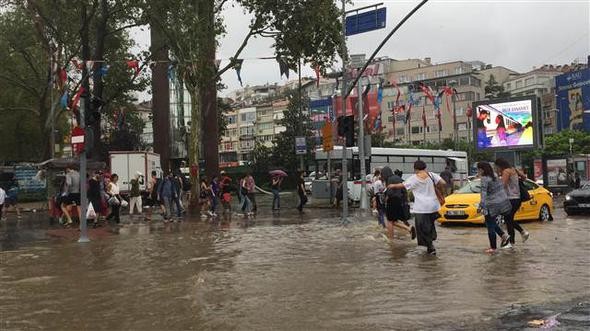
473 96 537 151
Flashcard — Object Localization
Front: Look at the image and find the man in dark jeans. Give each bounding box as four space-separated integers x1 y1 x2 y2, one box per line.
296 171 308 212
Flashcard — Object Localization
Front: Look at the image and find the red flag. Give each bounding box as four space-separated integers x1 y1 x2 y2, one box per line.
442 86 457 112
391 80 401 106
418 82 435 104
314 65 321 87
59 68 67 85
126 60 140 75
70 86 85 111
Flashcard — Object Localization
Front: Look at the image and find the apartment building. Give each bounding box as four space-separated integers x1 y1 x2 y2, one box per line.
382 61 486 145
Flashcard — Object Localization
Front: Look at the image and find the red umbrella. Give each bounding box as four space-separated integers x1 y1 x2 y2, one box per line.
269 169 288 177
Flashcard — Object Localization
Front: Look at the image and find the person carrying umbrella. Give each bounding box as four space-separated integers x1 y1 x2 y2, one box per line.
269 170 286 211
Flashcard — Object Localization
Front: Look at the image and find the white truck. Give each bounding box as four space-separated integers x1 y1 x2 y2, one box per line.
109 151 161 193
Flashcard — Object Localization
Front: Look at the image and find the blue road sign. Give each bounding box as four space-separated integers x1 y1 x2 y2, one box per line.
346 7 386 36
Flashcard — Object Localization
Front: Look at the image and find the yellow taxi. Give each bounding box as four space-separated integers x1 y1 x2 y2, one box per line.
438 178 553 225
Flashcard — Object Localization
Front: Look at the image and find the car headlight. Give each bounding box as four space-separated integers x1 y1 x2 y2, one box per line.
565 195 572 201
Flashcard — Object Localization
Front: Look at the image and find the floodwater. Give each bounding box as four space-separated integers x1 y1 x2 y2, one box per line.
1 199 589 330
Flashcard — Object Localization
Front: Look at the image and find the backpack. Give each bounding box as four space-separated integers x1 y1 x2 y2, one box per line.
181 174 191 191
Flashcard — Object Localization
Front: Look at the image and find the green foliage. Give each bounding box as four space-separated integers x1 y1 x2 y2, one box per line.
0 1 149 161
270 91 314 172
484 74 510 99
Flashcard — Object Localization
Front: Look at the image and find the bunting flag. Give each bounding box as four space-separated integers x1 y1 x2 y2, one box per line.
98 64 109 77
60 91 68 109
126 60 140 75
59 68 67 86
392 112 396 139
418 82 435 104
391 80 401 106
70 86 85 111
85 61 94 71
234 59 244 86
314 65 321 87
277 57 289 79
442 86 457 112
374 111 382 132
377 83 383 104
71 59 84 70
167 64 175 81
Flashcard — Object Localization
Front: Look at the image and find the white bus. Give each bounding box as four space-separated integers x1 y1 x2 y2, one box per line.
313 147 468 202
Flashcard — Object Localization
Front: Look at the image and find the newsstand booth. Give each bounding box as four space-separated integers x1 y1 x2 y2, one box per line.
37 158 106 220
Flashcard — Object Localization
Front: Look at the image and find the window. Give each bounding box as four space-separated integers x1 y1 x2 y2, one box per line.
411 126 420 134
470 77 481 87
515 80 523 88
506 83 512 90
395 114 406 122
226 115 237 124
454 67 463 74
241 114 247 122
399 75 408 83
371 156 388 163
435 70 447 78
458 123 468 131
525 77 534 86
387 101 396 110
396 128 405 136
415 73 426 81
388 116 394 122
456 107 465 116
459 77 469 86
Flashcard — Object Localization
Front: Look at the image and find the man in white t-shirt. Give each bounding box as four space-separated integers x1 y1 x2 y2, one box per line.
387 160 446 255
372 172 385 227
0 187 6 220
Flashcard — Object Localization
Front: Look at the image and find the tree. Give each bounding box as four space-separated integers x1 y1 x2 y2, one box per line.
271 91 315 172
484 74 510 99
147 0 344 204
0 1 148 161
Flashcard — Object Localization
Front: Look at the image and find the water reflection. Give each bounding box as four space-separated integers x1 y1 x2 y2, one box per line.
0 209 589 330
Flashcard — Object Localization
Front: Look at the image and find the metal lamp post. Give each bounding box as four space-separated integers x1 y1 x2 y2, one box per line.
448 79 458 148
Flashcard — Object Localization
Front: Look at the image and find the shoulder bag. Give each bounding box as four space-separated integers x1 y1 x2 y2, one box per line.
428 172 446 206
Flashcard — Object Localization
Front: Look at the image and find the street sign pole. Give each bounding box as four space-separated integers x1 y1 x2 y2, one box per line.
340 0 349 223
78 97 89 243
357 79 368 210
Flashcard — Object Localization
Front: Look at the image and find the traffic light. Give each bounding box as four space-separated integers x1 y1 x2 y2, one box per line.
337 115 355 147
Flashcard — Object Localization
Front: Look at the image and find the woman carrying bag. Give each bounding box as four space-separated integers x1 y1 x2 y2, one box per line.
106 174 122 223
387 161 445 255
477 162 511 254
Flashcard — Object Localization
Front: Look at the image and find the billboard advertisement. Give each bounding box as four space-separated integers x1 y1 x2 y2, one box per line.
546 158 568 188
555 68 590 131
472 96 537 151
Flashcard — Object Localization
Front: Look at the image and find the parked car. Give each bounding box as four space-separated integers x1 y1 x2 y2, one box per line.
564 182 590 215
304 171 327 193
438 179 553 225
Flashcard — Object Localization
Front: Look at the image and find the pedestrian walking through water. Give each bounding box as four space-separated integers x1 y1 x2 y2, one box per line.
382 167 416 241
296 171 308 212
494 158 530 246
387 161 444 255
271 175 283 211
477 162 511 254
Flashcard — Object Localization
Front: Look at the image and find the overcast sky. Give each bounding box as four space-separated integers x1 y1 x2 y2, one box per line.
133 0 589 100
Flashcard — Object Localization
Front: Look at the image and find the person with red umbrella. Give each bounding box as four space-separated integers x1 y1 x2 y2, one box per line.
271 175 284 211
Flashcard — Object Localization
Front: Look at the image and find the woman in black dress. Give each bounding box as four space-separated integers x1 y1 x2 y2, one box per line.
381 167 416 240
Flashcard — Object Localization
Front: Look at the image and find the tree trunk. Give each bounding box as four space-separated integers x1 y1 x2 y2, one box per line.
89 0 109 160
150 9 171 172
188 86 201 208
198 0 219 179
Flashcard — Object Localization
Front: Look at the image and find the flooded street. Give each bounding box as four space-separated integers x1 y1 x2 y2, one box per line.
1 200 589 330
